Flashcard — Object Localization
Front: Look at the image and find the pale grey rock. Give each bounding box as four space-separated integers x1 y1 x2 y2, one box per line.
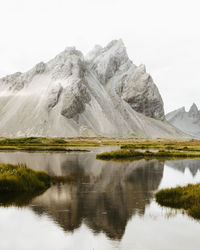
166 103 200 137
88 40 132 85
1 72 24 91
50 47 85 80
88 40 165 120
0 39 188 138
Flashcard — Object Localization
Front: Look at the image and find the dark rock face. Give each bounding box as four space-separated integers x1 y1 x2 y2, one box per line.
61 79 91 119
188 103 200 119
115 64 165 120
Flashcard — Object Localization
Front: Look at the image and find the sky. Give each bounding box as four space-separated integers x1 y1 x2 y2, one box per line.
0 0 199 113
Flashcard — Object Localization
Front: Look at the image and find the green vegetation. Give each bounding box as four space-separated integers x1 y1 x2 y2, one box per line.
0 137 99 148
155 183 200 219
0 163 90 193
3 147 89 152
0 137 67 146
96 149 200 160
0 163 51 193
96 139 200 160
0 137 90 151
0 162 90 206
121 143 200 152
2 137 200 154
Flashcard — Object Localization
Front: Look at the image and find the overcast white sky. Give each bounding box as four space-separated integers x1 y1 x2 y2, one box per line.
0 0 199 113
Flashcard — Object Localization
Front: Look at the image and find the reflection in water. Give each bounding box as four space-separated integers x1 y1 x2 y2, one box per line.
166 159 200 176
31 159 163 240
0 149 200 249
0 191 46 207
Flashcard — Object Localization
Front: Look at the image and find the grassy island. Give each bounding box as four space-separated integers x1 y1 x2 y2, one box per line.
0 163 90 206
96 149 200 161
155 184 200 219
0 163 51 193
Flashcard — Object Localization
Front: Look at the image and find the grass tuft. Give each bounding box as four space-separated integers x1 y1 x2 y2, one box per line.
0 163 51 193
0 163 91 206
155 183 200 219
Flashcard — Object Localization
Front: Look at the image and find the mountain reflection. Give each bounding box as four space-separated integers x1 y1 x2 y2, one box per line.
166 159 200 176
2 150 200 240
31 159 164 240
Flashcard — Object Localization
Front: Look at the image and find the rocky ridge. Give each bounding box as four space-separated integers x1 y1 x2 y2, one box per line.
166 103 200 137
0 39 185 138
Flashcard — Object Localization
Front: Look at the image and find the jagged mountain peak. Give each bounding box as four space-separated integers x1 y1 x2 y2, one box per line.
0 40 187 138
189 103 199 115
86 39 126 62
88 39 131 85
166 103 200 138
103 39 126 53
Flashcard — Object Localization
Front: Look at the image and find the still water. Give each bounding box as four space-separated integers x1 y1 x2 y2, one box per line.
0 147 200 250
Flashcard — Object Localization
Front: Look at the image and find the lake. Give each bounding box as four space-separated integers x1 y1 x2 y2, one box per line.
0 147 200 250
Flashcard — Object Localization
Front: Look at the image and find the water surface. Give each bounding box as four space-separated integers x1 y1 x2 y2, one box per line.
0 147 200 250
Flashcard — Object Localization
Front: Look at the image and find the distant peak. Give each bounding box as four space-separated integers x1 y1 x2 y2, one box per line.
189 103 199 115
104 39 125 51
191 102 198 108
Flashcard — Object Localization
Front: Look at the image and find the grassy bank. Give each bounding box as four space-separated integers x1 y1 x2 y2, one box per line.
0 137 91 151
0 163 51 193
1 136 200 153
0 137 100 148
155 183 200 219
0 163 90 206
96 149 200 160
0 146 89 152
0 163 90 193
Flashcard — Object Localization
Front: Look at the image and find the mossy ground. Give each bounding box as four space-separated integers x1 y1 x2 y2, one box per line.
96 149 200 161
0 163 90 206
1 137 200 151
0 137 90 151
155 184 200 220
0 163 51 193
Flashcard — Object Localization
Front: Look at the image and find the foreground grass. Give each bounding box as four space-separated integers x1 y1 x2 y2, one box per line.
0 163 51 193
155 184 200 219
0 163 90 206
0 163 90 193
96 149 200 160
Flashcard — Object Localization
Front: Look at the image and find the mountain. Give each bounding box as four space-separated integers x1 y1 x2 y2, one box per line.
166 103 200 137
0 39 186 138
